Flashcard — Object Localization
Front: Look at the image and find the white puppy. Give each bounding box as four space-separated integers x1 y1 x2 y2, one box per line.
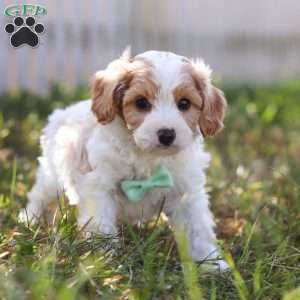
20 50 228 270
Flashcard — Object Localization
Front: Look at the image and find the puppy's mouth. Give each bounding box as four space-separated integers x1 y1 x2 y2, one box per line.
156 147 180 156
138 143 181 156
157 143 180 153
133 136 185 156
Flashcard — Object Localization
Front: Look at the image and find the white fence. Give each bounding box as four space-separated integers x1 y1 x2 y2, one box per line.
1 0 300 94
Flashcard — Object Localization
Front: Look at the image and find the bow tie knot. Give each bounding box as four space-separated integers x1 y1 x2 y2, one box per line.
121 165 173 202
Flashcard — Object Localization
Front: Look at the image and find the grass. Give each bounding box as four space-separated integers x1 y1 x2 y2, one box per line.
0 81 300 299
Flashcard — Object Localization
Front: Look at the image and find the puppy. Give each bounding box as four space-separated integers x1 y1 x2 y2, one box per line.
20 50 227 270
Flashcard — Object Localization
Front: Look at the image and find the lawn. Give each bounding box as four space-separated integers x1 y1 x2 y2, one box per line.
0 82 300 300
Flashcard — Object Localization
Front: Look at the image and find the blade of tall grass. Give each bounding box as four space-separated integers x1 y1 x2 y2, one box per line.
175 228 203 300
9 158 17 202
283 286 300 300
224 251 249 300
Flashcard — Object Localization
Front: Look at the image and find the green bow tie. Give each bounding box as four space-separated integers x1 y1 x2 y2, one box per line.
121 165 173 203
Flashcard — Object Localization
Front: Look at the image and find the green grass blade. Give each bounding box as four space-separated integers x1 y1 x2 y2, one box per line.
224 251 249 300
283 287 300 300
9 158 17 202
175 228 203 300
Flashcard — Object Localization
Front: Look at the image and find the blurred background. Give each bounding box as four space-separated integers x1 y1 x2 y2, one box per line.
1 0 300 93
0 1 300 298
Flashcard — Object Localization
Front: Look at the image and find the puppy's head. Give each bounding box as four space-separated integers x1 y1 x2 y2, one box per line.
91 50 226 155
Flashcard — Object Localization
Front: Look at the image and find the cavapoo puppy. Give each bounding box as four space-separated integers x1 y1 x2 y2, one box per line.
20 50 228 271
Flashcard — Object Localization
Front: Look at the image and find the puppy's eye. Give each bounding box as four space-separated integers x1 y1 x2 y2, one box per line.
177 98 191 112
135 97 152 111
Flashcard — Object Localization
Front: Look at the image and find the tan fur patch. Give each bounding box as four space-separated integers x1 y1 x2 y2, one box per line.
91 56 157 128
122 62 159 130
199 87 226 137
173 77 203 131
91 66 133 124
182 63 226 137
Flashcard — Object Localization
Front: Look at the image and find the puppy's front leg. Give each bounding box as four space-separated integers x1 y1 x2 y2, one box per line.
168 189 228 271
77 189 118 236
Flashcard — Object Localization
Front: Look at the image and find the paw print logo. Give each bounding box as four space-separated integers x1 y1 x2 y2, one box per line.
5 16 45 48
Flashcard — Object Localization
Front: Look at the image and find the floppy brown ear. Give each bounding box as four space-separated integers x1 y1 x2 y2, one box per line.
199 86 226 137
91 51 133 124
91 71 119 124
187 58 226 137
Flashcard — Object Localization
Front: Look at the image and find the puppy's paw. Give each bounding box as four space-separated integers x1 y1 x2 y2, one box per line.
198 259 230 273
213 259 230 272
79 219 118 238
18 209 38 224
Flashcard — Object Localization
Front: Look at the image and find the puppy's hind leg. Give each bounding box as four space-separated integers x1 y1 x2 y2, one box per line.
19 162 58 223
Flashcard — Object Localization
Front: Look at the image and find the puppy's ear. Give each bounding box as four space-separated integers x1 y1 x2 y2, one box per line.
189 59 226 137
199 86 226 137
91 54 133 124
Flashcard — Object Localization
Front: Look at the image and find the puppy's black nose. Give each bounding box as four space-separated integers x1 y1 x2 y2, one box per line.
157 128 176 146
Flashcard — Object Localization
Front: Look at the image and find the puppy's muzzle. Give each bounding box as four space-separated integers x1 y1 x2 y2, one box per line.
157 128 176 146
